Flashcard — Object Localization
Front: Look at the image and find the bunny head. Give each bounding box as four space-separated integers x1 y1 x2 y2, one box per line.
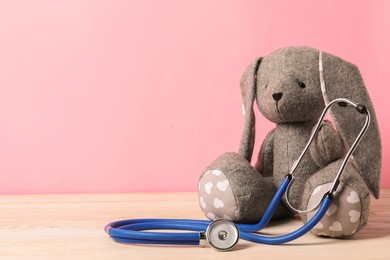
256 47 325 124
239 46 382 198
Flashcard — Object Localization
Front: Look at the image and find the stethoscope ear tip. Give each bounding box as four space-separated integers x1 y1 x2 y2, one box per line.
205 219 240 251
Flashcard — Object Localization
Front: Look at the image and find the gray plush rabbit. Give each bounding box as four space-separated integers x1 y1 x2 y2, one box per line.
198 46 381 237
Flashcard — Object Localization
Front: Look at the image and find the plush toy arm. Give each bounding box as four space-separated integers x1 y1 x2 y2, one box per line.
309 120 344 167
254 129 275 177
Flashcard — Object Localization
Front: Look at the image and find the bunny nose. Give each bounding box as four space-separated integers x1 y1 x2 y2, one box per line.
272 92 283 101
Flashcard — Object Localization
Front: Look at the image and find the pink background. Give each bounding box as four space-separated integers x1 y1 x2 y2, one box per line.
0 0 389 194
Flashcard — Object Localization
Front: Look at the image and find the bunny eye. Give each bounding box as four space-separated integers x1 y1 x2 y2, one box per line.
264 84 268 89
298 82 306 88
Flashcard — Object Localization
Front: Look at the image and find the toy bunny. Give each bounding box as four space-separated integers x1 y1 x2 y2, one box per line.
198 46 381 237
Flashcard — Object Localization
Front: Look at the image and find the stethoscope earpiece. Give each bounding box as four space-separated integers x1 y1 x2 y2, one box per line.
285 98 370 213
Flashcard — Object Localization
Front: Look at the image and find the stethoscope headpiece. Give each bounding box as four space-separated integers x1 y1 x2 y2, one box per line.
205 219 240 251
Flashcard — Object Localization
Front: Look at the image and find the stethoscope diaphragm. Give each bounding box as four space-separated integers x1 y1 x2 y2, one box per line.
205 219 240 251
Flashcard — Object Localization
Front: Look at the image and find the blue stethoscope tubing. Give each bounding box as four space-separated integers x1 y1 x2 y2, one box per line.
105 177 332 246
105 98 370 248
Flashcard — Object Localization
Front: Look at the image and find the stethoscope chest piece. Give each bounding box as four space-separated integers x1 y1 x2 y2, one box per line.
205 219 240 251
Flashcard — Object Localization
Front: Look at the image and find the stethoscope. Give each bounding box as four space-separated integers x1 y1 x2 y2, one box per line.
105 98 370 251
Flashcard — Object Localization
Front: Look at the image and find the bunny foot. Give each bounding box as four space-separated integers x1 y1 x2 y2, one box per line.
300 159 371 238
198 169 238 221
198 152 291 223
306 182 365 237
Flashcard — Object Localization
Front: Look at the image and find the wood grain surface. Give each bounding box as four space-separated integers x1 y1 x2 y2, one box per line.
0 190 389 259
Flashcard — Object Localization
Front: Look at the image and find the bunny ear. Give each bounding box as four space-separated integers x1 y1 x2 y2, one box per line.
320 51 382 198
238 58 262 162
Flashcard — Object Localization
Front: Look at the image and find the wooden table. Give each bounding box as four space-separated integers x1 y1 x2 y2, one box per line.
1 190 389 259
